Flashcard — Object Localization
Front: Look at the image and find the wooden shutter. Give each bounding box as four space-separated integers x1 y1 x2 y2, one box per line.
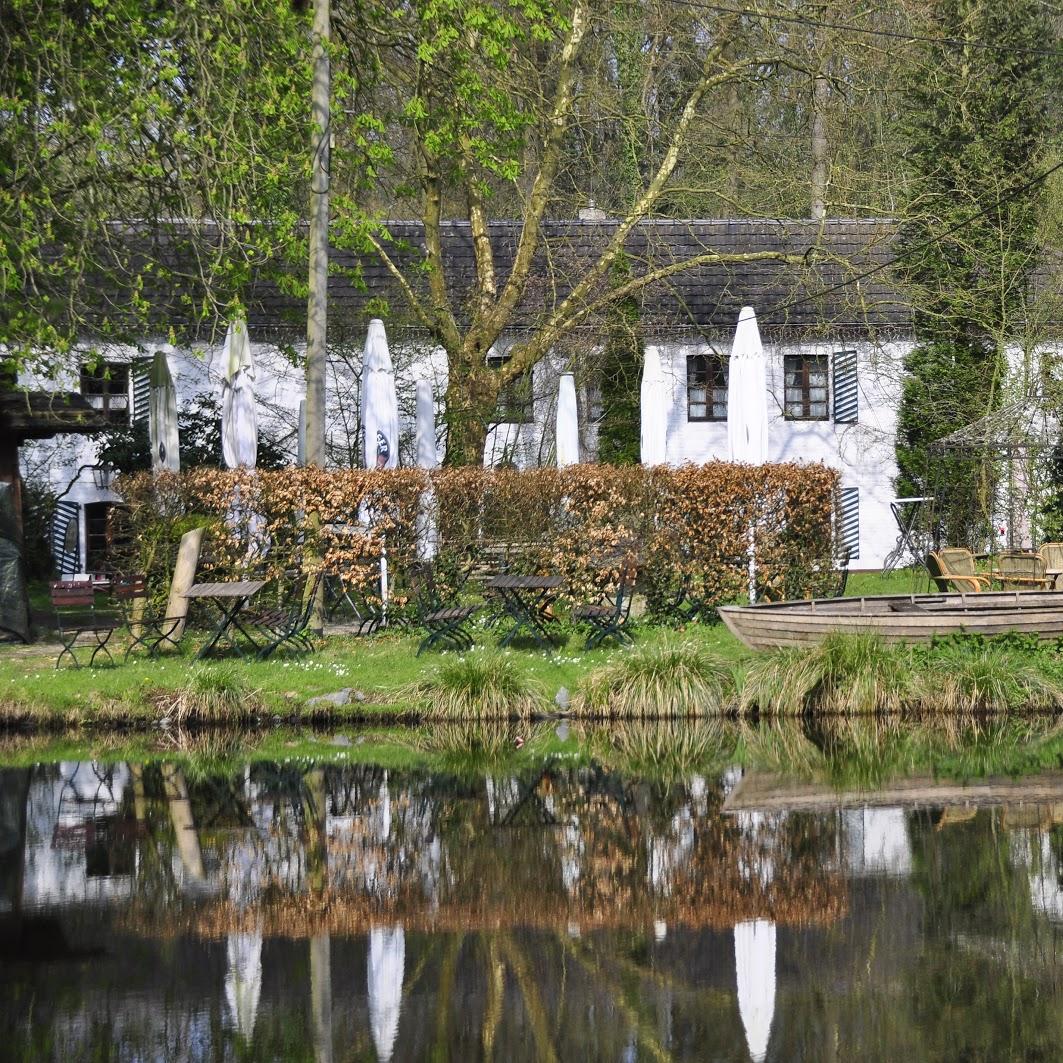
131 358 151 423
832 351 858 423
837 487 860 560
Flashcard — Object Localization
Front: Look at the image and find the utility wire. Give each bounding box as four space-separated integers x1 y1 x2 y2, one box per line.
761 157 1063 320
662 0 1063 58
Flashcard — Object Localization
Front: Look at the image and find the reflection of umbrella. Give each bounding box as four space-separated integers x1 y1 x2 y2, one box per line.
149 351 180 472
640 346 668 466
734 919 776 1063
221 317 258 469
727 307 768 464
362 320 399 470
368 925 405 1063
415 379 438 561
556 373 579 466
225 932 263 1043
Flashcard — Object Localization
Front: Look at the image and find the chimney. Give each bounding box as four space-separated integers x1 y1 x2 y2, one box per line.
578 199 608 222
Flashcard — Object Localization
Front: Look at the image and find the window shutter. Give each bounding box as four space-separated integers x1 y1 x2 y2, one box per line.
837 487 860 560
131 359 151 423
832 351 858 423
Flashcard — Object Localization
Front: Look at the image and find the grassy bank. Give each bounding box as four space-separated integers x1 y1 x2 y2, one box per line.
0 569 1030 729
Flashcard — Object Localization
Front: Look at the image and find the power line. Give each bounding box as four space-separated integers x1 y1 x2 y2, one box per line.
762 158 1063 320
661 0 1063 59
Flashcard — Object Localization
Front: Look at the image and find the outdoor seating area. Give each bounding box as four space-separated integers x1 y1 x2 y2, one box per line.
926 544 1063 594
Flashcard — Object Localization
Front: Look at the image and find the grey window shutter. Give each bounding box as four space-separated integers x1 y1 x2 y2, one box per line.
131 359 151 423
832 351 858 423
837 487 859 560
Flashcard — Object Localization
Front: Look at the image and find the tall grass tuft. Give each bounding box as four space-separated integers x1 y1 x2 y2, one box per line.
572 640 732 718
402 650 545 720
739 634 913 715
913 645 1063 713
155 663 262 726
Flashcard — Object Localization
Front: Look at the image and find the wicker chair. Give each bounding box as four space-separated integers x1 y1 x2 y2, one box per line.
993 551 1053 590
926 551 989 593
1039 542 1063 584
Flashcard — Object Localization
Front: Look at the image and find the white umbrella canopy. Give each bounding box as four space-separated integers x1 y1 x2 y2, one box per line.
221 317 258 469
727 306 769 464
734 919 776 1063
415 379 438 470
362 319 399 470
225 932 263 1043
640 346 669 466
148 350 180 472
556 372 580 466
414 379 439 560
368 925 405 1063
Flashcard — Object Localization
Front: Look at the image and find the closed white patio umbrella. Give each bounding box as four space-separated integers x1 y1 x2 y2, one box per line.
727 306 769 465
640 346 668 466
734 918 776 1063
149 350 180 472
556 372 580 466
368 925 405 1062
414 378 439 560
727 307 769 601
221 317 258 469
362 319 399 470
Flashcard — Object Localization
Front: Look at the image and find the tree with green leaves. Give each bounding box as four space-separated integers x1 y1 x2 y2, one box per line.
1 0 311 373
330 0 852 464
893 0 1059 544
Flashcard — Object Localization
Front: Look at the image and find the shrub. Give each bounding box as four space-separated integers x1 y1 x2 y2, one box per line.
154 663 261 725
573 639 732 718
739 634 913 715
401 650 545 720
114 462 839 614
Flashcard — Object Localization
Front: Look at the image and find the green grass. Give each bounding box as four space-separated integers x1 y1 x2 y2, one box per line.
400 648 547 719
573 639 732 718
0 571 1053 728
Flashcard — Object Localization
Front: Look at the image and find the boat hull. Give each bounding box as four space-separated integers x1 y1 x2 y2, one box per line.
718 590 1063 650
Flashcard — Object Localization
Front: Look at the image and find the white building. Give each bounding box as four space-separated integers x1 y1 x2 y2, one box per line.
18 217 912 570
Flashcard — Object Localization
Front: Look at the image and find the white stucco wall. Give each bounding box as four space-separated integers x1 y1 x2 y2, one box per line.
650 339 909 569
20 329 912 571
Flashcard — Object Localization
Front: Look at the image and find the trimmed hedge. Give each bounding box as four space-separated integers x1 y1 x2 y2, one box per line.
112 462 839 610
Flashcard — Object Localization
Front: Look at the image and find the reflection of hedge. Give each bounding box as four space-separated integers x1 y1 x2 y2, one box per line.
114 462 837 607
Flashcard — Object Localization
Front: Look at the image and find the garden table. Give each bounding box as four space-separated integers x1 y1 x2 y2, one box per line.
184 580 268 660
484 573 564 649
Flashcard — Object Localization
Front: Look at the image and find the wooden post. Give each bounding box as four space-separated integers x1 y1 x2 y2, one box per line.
164 526 204 645
305 0 330 634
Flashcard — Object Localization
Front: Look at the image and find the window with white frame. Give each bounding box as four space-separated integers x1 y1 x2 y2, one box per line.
486 353 534 424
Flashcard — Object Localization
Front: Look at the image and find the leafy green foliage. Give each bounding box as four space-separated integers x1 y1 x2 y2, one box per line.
595 257 643 465
95 397 290 474
893 0 1059 538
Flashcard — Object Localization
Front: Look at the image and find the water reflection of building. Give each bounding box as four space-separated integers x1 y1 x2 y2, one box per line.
6 760 1063 1061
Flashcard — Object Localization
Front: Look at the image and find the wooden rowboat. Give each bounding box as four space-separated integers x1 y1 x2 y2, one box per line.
718 589 1063 650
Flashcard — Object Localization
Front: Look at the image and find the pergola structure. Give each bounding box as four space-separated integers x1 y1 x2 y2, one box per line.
929 390 1058 551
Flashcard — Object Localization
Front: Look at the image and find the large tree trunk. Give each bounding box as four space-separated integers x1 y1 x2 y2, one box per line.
442 361 501 467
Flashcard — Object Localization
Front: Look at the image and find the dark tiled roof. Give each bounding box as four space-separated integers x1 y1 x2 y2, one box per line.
0 391 108 440
247 217 910 341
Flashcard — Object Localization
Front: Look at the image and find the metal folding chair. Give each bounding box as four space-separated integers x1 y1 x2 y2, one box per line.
50 579 120 668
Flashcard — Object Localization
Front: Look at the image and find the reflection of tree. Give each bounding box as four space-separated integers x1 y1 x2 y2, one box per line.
303 768 333 1063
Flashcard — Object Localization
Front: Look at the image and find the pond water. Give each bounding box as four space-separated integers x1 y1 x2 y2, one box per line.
3 721 1063 1061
